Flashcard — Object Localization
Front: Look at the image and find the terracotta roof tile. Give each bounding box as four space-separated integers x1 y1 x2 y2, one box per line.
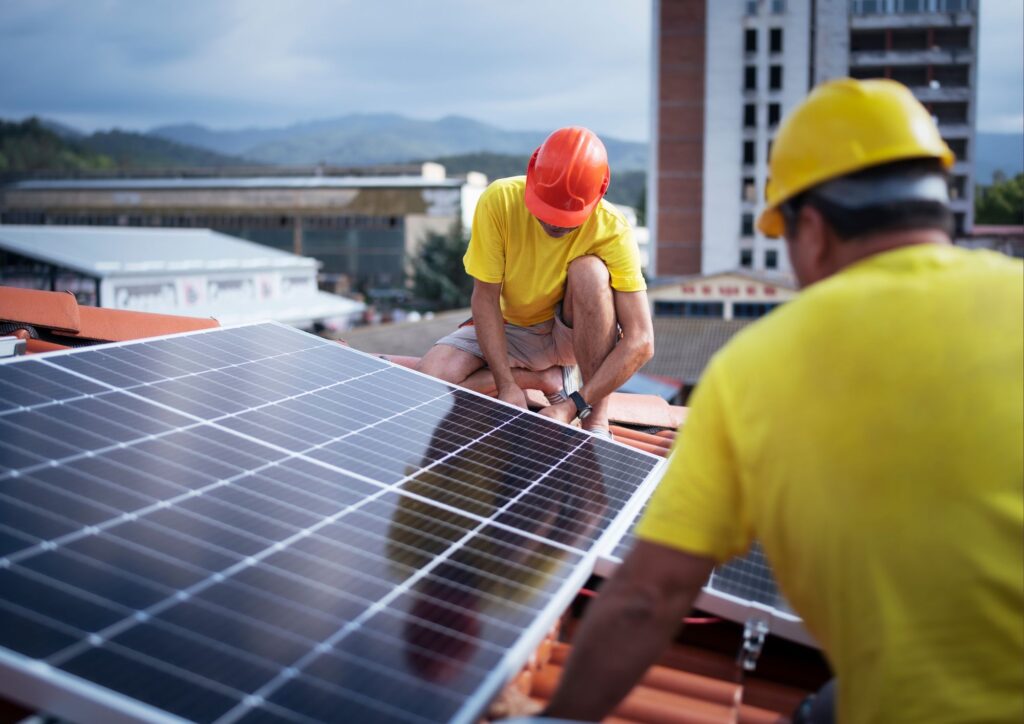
0 285 218 353
0 286 80 333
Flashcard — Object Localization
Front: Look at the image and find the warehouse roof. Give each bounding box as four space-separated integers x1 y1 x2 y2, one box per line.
0 225 313 278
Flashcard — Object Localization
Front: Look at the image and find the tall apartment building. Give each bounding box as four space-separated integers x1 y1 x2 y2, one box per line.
650 0 979 276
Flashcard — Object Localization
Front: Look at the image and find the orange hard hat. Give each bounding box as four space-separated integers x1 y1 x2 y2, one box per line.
524 126 610 227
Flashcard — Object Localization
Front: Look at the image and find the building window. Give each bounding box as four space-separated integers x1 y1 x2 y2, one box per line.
946 137 967 160
745 0 759 16
931 102 968 125
740 249 754 268
934 65 969 87
770 28 783 53
892 29 928 51
744 103 757 128
654 301 725 318
890 66 929 87
742 176 757 202
742 213 755 237
769 65 783 90
743 140 756 165
734 302 780 318
850 31 887 52
949 175 967 200
745 66 758 91
745 28 758 53
953 212 966 237
934 28 970 50
767 138 775 161
765 249 779 269
770 0 786 13
768 103 781 127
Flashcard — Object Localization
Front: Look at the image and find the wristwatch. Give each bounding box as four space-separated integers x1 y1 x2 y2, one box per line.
569 391 592 421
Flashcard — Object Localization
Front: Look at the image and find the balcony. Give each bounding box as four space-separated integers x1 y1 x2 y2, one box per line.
910 85 971 102
850 47 974 66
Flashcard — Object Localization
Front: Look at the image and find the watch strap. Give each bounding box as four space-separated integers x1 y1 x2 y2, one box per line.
568 391 592 420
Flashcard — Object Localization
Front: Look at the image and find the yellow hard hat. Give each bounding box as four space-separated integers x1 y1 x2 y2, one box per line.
757 78 955 238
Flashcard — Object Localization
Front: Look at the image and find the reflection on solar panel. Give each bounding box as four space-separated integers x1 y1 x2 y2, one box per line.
598 511 814 647
0 323 665 723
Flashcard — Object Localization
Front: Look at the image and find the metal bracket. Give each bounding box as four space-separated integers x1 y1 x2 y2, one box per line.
737 616 770 672
0 336 27 358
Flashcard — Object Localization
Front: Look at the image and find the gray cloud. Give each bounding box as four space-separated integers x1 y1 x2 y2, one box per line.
0 0 652 139
0 1 1019 139
977 0 1024 132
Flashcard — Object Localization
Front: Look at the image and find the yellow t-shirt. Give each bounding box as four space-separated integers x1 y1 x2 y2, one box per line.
637 244 1024 724
463 176 646 327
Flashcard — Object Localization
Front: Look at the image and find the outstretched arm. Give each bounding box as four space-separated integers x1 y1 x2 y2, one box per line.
543 540 716 720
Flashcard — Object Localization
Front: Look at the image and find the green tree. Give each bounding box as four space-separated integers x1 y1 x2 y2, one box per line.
0 117 115 177
411 224 473 311
975 173 1024 225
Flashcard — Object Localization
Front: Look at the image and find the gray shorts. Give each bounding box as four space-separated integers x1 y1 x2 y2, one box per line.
434 312 576 372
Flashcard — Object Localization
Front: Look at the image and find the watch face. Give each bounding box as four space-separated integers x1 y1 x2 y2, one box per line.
578 407 592 420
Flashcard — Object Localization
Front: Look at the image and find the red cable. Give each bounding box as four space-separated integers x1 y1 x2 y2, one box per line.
577 587 723 625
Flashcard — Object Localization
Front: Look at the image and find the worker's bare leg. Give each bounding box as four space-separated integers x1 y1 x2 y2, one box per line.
417 344 486 383
417 343 562 396
460 365 562 397
562 255 617 432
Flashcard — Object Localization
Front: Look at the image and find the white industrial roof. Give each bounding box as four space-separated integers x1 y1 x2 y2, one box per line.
0 225 315 277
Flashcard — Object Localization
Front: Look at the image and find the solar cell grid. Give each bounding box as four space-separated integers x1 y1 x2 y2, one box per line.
0 322 665 723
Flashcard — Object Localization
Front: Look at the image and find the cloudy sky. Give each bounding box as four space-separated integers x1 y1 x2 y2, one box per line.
0 0 1020 140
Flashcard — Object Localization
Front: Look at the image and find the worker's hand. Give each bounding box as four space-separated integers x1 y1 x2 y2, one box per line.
539 399 577 425
497 383 529 409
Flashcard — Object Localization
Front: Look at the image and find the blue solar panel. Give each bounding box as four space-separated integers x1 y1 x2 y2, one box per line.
0 322 664 723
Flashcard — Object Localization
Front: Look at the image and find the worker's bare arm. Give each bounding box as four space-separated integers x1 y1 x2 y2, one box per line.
577 289 654 404
543 540 715 721
471 279 527 408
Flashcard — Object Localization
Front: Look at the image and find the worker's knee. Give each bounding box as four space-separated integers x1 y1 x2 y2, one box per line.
567 255 611 291
417 344 478 383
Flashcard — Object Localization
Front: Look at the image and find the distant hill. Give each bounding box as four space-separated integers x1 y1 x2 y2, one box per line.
975 132 1024 185
430 152 646 210
0 117 249 178
80 130 243 169
0 118 114 176
151 114 649 171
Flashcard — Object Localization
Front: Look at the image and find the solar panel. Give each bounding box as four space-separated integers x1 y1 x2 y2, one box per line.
597 512 815 647
0 322 666 723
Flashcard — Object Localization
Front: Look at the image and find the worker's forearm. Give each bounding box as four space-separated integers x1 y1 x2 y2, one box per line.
544 574 696 720
472 293 516 389
580 335 653 404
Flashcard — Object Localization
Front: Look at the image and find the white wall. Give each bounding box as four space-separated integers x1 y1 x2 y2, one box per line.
703 0 812 275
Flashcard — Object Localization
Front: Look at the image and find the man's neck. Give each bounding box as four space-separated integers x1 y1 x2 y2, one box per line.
831 228 951 274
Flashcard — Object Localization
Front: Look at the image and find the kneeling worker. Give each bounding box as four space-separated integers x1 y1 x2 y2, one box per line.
418 127 654 437
544 79 1023 723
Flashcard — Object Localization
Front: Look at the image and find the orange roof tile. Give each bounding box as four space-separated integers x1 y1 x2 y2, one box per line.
0 286 80 333
70 305 217 343
1 285 218 352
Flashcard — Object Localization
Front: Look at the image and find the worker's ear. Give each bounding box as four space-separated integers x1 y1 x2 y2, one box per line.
797 204 833 279
785 204 831 288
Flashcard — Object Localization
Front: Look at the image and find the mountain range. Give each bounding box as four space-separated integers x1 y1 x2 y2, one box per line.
9 115 1021 192
149 114 649 170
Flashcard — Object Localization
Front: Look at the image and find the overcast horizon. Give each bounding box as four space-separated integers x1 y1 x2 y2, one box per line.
0 1 1021 141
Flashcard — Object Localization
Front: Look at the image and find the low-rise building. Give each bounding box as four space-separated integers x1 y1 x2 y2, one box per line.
0 225 363 329
0 164 488 293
